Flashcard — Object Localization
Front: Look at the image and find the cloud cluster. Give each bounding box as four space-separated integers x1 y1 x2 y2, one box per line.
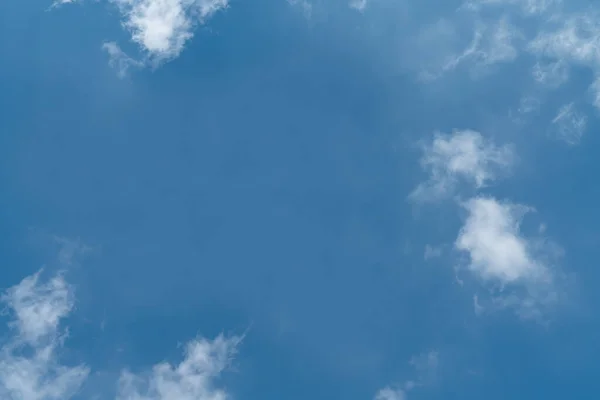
0 270 239 400
411 128 561 320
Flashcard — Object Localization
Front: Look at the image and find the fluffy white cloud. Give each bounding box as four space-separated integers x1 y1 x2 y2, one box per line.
110 0 228 62
409 130 514 202
0 271 89 400
456 197 548 283
117 335 240 400
56 0 228 67
456 197 560 318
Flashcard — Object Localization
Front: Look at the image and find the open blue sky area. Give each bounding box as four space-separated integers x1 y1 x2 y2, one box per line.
1 0 600 399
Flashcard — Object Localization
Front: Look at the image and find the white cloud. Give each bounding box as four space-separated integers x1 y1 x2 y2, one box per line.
57 0 228 67
0 271 90 400
455 197 560 318
117 335 240 400
456 197 547 283
110 0 228 62
409 130 514 202
550 102 587 145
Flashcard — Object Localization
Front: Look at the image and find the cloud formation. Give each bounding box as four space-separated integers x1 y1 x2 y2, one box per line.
409 130 514 203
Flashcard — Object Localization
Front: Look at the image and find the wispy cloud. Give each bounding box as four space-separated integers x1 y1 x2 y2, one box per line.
528 13 600 67
424 244 444 260
49 0 78 9
409 130 514 203
287 0 312 19
550 102 587 145
102 42 144 78
420 17 521 80
531 60 569 88
409 350 439 383
527 11 600 109
463 0 560 15
455 196 560 319
349 0 368 12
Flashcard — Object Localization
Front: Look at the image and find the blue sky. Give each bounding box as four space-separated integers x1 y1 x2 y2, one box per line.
1 0 600 399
